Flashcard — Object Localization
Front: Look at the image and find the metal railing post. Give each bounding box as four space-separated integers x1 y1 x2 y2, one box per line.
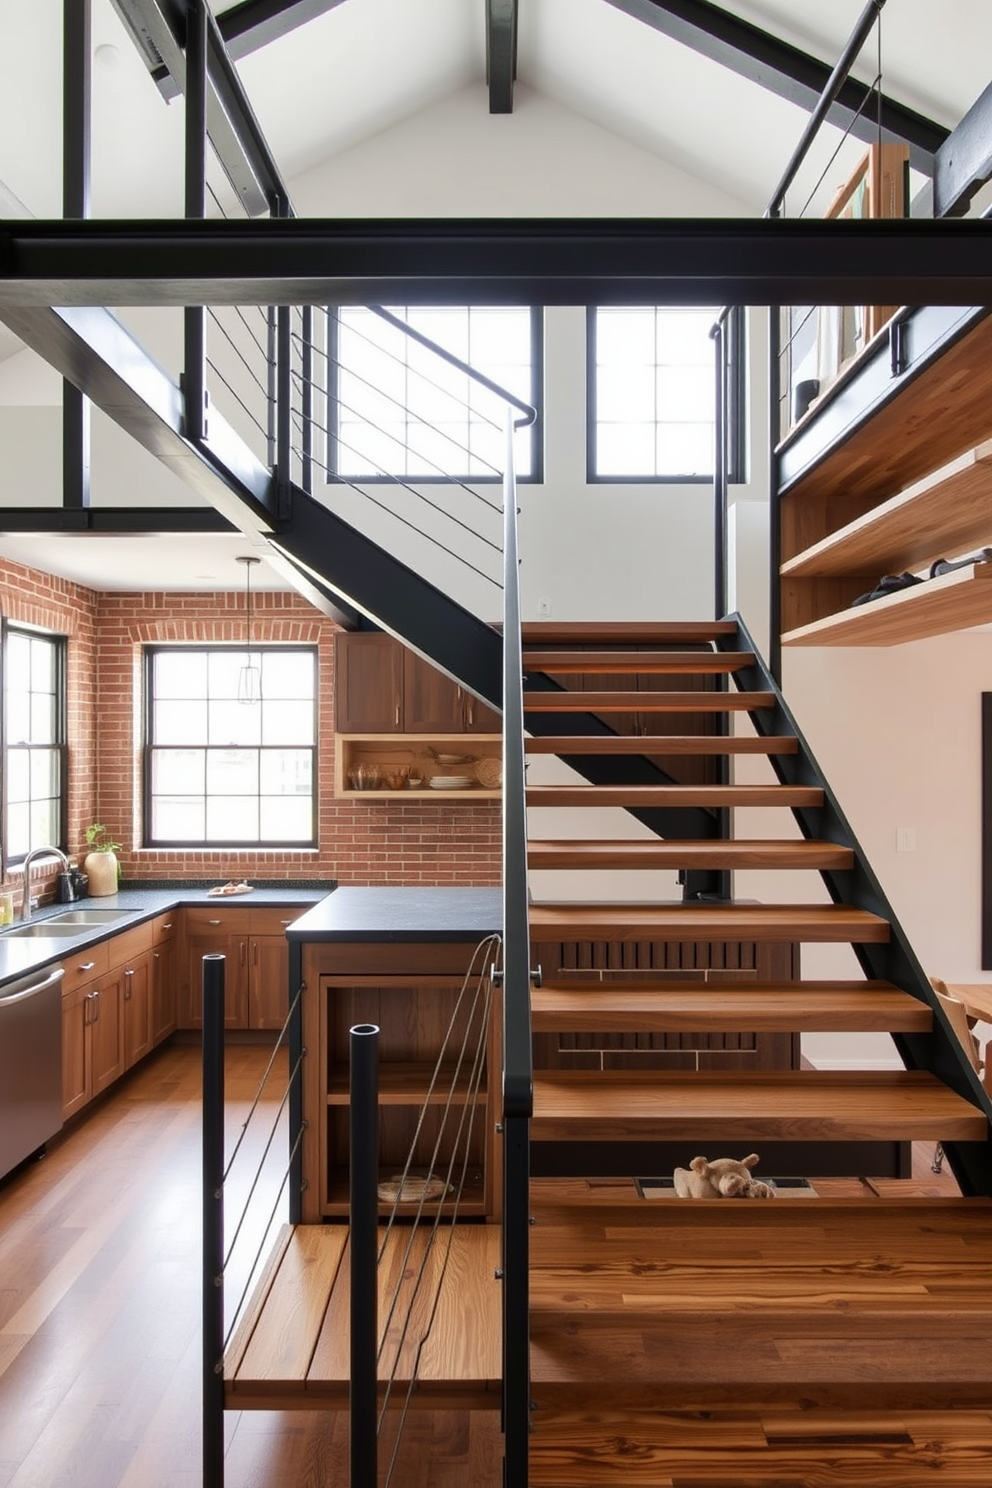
202 953 226 1488
350 1023 379 1488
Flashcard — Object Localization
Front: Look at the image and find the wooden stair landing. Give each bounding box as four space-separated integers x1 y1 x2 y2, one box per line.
225 1223 501 1409
527 1192 992 1412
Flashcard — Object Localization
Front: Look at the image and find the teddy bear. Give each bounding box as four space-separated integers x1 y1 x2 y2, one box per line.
672 1152 775 1199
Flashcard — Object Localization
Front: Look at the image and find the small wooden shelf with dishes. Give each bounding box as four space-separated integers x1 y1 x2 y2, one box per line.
335 734 502 799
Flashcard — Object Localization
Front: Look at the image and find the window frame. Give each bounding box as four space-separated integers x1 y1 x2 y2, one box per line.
586 304 746 484
326 304 544 484
142 644 319 851
1 620 69 870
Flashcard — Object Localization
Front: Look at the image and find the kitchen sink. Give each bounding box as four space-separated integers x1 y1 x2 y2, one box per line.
3 909 138 938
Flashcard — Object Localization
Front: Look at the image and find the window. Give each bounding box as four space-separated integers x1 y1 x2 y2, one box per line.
588 305 744 481
2 625 67 864
328 305 541 482
144 648 317 847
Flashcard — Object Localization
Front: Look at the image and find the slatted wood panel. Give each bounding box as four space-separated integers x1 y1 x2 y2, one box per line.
530 1070 987 1143
226 1223 501 1408
528 838 854 869
530 903 890 944
531 980 931 1034
527 1194 992 1410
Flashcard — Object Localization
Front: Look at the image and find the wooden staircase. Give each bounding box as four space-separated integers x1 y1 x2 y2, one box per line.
517 619 992 1486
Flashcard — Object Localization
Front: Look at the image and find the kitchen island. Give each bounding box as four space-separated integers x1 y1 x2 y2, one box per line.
287 887 502 1222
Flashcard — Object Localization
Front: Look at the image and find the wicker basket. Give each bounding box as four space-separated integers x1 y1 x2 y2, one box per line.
474 756 502 789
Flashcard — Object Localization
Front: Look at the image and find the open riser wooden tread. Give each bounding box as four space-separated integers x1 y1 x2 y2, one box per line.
524 734 799 755
526 783 822 807
523 648 754 673
530 1070 986 1143
528 839 854 870
531 980 931 1034
225 1223 501 1408
529 903 890 944
521 621 740 643
524 689 773 712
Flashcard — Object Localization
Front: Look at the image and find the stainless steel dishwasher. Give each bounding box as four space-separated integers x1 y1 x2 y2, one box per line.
0 963 65 1182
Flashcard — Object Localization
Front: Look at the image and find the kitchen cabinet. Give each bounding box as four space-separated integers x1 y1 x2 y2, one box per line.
111 920 155 1071
335 631 500 736
151 913 177 1045
182 905 303 1030
61 960 123 1119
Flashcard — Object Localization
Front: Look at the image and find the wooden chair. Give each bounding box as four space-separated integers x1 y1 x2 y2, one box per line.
930 976 990 1173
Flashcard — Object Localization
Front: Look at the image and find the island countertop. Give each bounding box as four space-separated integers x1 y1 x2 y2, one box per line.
287 886 502 942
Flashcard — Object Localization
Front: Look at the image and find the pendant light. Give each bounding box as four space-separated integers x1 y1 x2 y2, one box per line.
237 555 262 705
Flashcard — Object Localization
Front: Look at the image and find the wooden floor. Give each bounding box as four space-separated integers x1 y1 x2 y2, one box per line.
0 1043 502 1488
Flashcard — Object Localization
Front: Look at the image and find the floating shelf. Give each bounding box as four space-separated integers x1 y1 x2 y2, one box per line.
336 733 501 799
783 561 992 647
782 440 992 580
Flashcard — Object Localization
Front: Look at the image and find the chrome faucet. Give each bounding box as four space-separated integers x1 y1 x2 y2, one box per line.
20 847 70 920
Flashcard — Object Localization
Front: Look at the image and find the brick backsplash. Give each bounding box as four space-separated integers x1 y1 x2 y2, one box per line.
0 561 500 904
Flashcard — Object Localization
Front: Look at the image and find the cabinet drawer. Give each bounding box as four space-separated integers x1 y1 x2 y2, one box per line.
108 921 154 969
184 906 250 936
61 940 110 995
152 912 178 945
249 906 304 936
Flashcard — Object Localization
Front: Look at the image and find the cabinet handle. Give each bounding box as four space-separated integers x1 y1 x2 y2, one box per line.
78 961 96 972
394 702 400 726
153 952 160 960
161 922 172 931
84 991 96 1025
279 919 291 926
208 918 222 926
92 990 100 1023
124 967 135 976
253 941 259 967
240 940 247 967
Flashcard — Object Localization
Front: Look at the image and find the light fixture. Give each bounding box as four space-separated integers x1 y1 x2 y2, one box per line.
237 555 262 705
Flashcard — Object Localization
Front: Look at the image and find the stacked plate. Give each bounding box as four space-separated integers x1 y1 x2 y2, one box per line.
429 775 474 790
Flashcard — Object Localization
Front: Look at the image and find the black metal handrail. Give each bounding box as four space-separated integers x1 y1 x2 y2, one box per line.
501 401 535 1486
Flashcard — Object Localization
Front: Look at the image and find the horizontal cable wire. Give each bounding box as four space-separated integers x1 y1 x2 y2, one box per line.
207 308 272 400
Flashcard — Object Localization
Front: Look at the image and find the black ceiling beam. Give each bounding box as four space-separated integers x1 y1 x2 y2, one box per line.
487 0 518 114
151 0 350 94
0 508 237 533
934 77 992 217
108 0 290 215
601 0 948 172
3 216 992 307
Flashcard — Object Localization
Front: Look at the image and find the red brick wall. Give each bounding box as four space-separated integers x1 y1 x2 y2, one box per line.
1 564 500 893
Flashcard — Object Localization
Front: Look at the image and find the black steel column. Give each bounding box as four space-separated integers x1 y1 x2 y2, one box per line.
287 938 304 1224
349 1023 379 1488
184 0 208 443
768 301 783 685
274 196 293 519
202 954 227 1488
711 315 728 621
63 0 91 511
301 304 314 495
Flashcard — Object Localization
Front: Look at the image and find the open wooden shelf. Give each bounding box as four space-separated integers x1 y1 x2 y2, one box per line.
782 439 992 579
783 561 992 647
326 1063 486 1103
336 733 501 799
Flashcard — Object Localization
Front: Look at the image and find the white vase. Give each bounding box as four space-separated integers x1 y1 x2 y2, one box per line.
84 850 119 897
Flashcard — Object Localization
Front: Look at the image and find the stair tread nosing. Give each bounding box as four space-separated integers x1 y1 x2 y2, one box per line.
527 838 852 869
530 1069 987 1142
529 902 890 943
531 980 931 1033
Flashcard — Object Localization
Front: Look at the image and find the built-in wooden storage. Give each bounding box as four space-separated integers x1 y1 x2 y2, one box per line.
181 904 304 1030
299 939 501 1223
336 734 502 799
334 631 500 735
779 309 992 646
151 912 177 1045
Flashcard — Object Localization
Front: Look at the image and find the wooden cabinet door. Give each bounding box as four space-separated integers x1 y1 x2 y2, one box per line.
185 934 248 1028
122 952 153 1069
249 936 289 1030
61 983 90 1120
463 690 501 733
335 633 403 732
90 973 124 1097
152 936 177 1045
403 650 464 732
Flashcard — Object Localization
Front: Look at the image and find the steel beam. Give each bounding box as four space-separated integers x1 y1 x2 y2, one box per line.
153 0 351 91
602 0 947 172
63 0 92 513
487 0 517 114
0 508 235 533
934 77 992 218
3 217 992 307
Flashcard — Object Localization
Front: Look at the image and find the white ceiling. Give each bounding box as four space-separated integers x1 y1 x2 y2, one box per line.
1 0 990 592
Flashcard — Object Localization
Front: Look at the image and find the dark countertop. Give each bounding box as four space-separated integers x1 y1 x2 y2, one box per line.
0 882 336 986
288 886 502 942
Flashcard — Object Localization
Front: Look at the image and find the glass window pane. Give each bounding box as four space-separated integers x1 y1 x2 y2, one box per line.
31 798 58 847
152 749 205 794
596 309 655 365
6 633 31 693
657 422 713 476
154 699 208 745
30 748 59 800
260 749 313 795
155 650 207 698
153 797 205 841
208 651 249 700
7 803 29 859
260 796 312 841
261 701 315 747
209 700 261 747
657 365 712 423
206 796 259 841
597 366 655 422
6 749 29 803
30 693 56 744
5 691 30 743
260 651 314 700
206 749 259 795
30 637 57 692
596 423 656 477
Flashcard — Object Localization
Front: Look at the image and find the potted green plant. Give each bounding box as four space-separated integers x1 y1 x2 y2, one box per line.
83 823 122 897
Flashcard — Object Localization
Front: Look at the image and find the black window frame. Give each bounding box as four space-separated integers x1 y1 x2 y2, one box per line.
586 304 746 484
142 644 319 850
326 303 544 484
1 620 69 870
